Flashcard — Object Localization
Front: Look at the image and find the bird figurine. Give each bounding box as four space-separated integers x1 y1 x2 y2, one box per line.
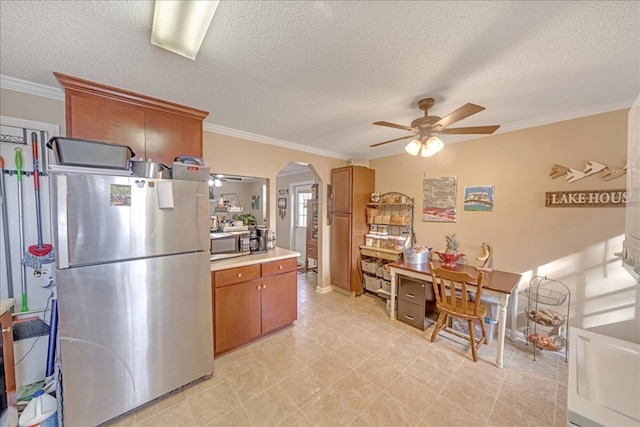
475 242 493 271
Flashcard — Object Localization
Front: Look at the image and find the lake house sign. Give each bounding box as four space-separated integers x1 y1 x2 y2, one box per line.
545 189 627 207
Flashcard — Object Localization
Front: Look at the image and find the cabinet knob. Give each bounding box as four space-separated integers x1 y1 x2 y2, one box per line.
237 273 242 278
278 265 283 269
3 326 12 334
256 285 261 290
263 284 267 289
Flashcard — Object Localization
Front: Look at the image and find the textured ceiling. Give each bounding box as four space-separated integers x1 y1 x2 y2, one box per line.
1 1 638 160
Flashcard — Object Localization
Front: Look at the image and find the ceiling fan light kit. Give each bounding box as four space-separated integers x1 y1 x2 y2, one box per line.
405 139 422 156
372 97 500 157
151 0 220 60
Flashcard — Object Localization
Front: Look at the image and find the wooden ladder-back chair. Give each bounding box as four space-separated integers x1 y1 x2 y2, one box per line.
429 262 487 362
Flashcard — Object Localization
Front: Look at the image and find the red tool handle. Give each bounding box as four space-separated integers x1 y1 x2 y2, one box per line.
31 132 40 190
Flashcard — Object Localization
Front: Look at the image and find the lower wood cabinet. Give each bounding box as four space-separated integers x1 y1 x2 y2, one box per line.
213 258 297 356
1 308 16 420
214 278 262 355
261 271 297 334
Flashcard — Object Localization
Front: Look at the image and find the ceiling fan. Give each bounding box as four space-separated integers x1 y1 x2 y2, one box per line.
209 174 243 187
370 98 500 155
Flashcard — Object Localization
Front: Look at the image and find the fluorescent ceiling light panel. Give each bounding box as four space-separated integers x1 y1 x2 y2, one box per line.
151 0 220 60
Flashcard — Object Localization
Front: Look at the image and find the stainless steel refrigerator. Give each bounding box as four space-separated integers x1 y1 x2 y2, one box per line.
50 171 213 427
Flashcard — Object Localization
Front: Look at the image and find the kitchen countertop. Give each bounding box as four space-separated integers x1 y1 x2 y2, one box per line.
0 298 15 316
210 247 300 271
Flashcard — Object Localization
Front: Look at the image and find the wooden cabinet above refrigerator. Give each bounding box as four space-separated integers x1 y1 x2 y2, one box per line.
54 72 209 166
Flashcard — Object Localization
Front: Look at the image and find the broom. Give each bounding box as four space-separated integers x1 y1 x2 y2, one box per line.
22 132 55 274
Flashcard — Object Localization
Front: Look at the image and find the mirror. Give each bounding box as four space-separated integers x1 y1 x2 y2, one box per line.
208 174 268 226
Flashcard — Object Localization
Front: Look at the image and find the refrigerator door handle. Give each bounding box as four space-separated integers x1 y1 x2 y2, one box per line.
56 174 70 269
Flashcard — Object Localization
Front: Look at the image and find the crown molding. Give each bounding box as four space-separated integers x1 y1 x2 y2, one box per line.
2 74 632 160
498 98 635 134
1 75 64 101
203 122 351 160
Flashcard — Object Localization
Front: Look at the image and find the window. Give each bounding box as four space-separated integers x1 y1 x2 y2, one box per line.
297 191 313 227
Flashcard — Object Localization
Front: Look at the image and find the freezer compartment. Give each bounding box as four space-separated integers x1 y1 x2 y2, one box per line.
56 252 213 427
51 173 210 267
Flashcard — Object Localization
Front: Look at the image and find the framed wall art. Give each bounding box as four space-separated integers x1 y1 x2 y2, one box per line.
464 185 495 211
423 176 457 222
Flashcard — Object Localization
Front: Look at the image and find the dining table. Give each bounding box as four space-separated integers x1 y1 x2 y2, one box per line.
387 259 522 368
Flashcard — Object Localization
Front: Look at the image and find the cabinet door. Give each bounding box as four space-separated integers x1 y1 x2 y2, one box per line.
331 213 353 291
261 271 297 334
332 167 352 213
214 279 262 355
145 110 203 165
65 90 146 156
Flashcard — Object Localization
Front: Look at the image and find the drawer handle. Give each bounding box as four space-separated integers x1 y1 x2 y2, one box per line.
405 293 415 298
237 273 242 278
278 265 283 269
3 326 12 334
404 315 414 320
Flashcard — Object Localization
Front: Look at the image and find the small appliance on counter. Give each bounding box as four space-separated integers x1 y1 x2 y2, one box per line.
249 226 268 254
210 230 250 260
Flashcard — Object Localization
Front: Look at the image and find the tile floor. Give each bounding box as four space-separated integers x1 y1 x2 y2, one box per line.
108 272 568 427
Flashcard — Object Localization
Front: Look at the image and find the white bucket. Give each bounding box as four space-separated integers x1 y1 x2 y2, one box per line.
18 390 58 427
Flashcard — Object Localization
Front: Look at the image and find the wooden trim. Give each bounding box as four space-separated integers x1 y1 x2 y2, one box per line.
54 72 209 120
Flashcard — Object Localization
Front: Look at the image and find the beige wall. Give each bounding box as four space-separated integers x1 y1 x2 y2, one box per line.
1 88 66 133
203 132 345 291
370 109 637 342
3 87 635 339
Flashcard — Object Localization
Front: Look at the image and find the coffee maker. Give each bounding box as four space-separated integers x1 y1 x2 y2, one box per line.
250 226 268 254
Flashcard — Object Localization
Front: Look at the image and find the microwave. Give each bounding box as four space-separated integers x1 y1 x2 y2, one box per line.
210 230 250 261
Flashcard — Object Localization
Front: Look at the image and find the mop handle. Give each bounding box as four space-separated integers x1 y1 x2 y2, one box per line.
0 155 14 299
31 132 44 249
15 147 28 312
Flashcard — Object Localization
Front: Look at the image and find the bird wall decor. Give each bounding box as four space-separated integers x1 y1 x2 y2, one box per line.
549 160 627 183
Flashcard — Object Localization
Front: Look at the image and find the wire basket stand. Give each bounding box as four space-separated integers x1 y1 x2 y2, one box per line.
524 275 571 362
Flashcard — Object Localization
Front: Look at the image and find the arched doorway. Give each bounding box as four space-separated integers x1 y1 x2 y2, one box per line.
275 162 322 274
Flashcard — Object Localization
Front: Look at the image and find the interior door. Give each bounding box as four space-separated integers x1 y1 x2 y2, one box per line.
293 184 313 264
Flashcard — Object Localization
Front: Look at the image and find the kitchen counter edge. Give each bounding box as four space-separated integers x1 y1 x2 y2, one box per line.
211 248 301 271
0 298 15 316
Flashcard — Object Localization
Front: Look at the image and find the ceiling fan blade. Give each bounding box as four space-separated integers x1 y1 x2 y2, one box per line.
431 103 486 130
370 134 415 147
373 121 417 132
435 125 500 135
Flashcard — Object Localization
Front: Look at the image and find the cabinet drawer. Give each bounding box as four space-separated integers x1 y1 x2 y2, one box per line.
397 299 427 330
306 242 318 258
262 257 297 276
360 246 401 261
214 264 261 287
398 275 426 303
